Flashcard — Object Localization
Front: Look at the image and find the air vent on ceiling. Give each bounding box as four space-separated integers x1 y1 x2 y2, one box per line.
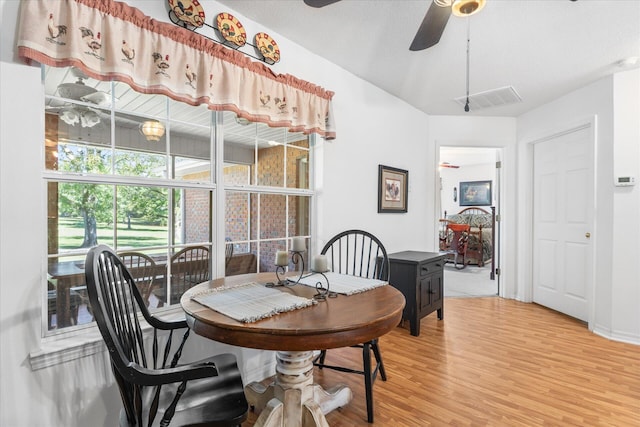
454 86 522 111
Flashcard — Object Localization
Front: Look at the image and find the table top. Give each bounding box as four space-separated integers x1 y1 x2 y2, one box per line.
181 273 406 351
387 251 445 264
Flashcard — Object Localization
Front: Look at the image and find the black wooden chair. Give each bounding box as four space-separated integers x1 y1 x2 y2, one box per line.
47 279 81 329
313 229 389 423
225 238 234 268
155 245 210 307
118 251 158 308
85 245 248 427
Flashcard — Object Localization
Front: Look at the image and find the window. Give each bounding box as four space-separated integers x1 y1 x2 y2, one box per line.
43 66 313 333
223 112 312 276
44 66 214 331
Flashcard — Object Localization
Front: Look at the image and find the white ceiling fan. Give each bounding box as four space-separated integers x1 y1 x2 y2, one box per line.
47 68 112 128
304 0 487 51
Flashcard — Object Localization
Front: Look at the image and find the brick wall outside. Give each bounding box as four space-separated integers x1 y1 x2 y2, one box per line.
183 188 210 244
185 138 310 272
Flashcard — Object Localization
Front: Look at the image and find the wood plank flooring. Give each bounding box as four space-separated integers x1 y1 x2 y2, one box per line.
243 297 640 426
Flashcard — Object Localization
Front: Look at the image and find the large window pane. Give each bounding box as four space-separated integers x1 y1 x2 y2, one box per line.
260 240 286 273
48 180 113 331
55 182 114 251
256 143 285 187
286 142 310 189
114 112 168 178
171 120 212 182
47 253 90 330
114 81 166 117
173 188 212 245
225 191 250 243
47 121 113 174
115 185 169 250
43 65 313 334
260 194 286 240
45 66 114 173
288 195 310 237
161 244 212 305
224 163 251 185
115 148 167 179
169 100 211 126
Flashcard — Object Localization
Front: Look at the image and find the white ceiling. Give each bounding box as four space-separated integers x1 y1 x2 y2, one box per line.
215 0 640 117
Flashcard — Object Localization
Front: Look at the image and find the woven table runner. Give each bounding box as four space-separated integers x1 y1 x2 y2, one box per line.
191 282 316 323
297 272 387 295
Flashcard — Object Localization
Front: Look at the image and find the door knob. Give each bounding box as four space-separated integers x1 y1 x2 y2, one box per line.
585 232 591 238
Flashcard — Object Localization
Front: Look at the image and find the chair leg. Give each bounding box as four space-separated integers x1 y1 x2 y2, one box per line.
371 339 387 381
317 350 327 369
362 342 374 423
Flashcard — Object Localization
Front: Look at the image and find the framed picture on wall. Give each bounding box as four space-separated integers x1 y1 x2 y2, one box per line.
378 164 408 213
459 180 492 206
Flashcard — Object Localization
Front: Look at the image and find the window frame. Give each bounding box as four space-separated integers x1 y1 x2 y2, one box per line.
43 69 218 337
40 66 316 342
222 117 314 275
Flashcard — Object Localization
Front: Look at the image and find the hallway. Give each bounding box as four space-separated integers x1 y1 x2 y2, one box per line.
444 264 497 297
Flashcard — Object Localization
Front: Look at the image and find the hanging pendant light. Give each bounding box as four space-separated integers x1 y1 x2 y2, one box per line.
464 19 471 112
139 120 165 141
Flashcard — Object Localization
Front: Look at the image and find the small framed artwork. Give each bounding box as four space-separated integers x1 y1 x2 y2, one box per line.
459 180 492 206
378 164 408 213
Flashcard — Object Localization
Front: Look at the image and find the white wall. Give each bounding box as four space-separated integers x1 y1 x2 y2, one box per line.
517 68 640 344
0 1 434 425
610 69 640 343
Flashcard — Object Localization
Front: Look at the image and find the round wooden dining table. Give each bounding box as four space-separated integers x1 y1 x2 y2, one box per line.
181 272 405 427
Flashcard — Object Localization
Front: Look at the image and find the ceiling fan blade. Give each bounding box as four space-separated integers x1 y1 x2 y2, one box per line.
303 0 341 7
409 1 452 51
439 163 460 168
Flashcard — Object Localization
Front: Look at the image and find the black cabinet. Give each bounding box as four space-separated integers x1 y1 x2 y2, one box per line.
387 251 445 336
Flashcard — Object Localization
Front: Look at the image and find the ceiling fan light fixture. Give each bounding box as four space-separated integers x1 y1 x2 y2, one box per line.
80 110 100 128
452 0 486 17
139 120 165 141
60 108 80 126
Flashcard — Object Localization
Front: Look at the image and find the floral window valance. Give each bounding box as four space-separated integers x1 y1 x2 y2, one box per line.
17 0 336 139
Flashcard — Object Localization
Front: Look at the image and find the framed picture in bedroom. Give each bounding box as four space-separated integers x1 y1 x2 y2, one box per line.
378 164 408 213
459 180 492 206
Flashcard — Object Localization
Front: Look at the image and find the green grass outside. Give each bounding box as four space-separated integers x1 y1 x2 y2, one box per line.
58 217 168 250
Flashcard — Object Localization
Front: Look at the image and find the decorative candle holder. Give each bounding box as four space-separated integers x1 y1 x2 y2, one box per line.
290 250 305 283
266 249 337 301
268 264 290 287
267 249 305 288
309 271 337 302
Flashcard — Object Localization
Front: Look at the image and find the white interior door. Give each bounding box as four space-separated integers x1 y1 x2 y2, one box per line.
532 126 593 321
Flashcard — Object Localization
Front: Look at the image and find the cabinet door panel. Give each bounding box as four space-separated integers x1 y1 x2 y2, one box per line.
419 276 432 313
430 271 443 305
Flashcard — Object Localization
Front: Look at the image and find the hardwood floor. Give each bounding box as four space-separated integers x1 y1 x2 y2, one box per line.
243 297 640 426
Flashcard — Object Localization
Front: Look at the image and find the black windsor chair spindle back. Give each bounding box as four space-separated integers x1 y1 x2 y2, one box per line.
314 229 390 423
321 230 389 281
85 245 248 427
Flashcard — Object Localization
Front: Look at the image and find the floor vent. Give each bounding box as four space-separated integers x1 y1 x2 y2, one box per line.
454 86 522 111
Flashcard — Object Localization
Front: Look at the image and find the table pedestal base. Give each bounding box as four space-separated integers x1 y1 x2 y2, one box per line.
246 350 352 427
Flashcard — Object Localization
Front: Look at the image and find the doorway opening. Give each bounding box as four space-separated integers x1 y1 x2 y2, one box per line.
438 146 500 298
